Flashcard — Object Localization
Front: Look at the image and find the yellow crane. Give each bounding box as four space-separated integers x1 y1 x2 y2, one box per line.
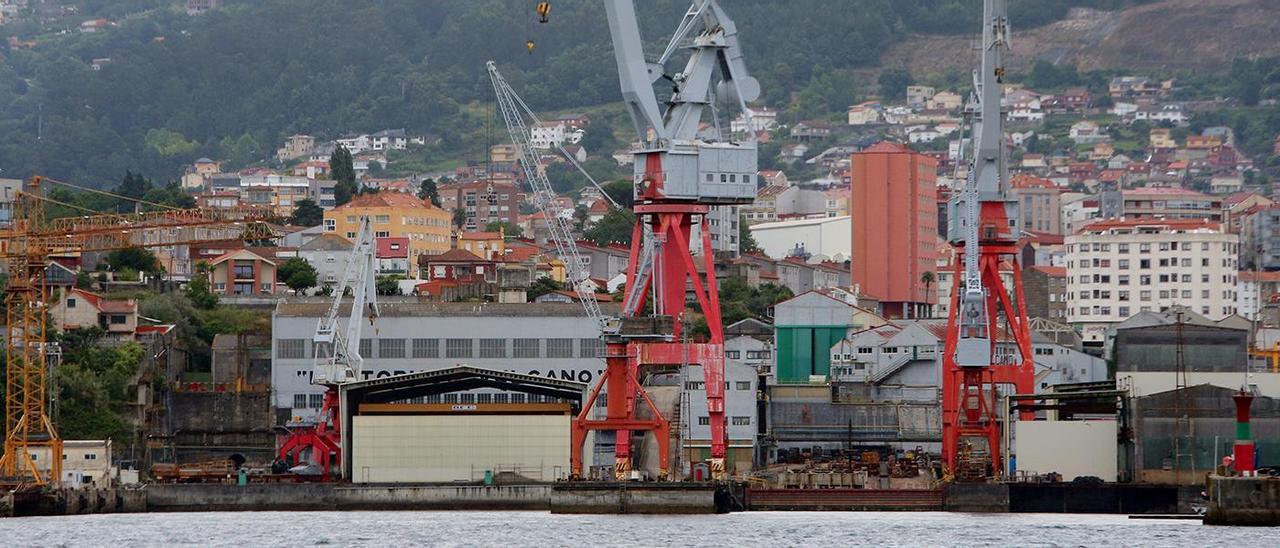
1 176 276 485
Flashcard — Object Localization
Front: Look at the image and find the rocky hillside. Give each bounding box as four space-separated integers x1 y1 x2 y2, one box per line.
882 0 1280 76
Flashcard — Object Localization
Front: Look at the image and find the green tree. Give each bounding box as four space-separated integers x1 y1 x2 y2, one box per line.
878 67 913 101
75 270 94 290
105 247 162 275
418 177 441 206
740 215 760 253
602 179 634 209
452 207 468 230
527 276 562 301
330 145 358 206
484 221 523 238
920 271 936 317
583 209 636 246
116 171 153 202
185 262 219 309
278 257 319 294
288 199 324 227
376 275 405 296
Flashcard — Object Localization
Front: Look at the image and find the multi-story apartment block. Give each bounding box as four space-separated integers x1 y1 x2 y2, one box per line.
1065 218 1240 345
322 192 451 277
437 180 521 231
1108 187 1223 223
1243 204 1280 271
1011 174 1062 235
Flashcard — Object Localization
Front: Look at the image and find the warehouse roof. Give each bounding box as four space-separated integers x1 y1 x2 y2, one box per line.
275 297 621 318
341 365 587 409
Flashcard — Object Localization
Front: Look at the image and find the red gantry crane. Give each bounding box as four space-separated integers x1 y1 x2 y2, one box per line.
560 0 760 480
942 0 1036 481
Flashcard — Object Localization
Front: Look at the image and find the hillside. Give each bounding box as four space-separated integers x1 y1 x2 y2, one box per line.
882 0 1280 77
0 0 1269 185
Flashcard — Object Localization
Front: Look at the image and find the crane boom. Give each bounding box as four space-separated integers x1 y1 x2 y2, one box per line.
486 61 605 328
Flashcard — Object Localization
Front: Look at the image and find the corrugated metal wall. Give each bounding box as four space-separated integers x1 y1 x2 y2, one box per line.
351 415 570 483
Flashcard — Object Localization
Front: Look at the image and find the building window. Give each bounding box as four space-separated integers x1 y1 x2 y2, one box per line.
479 338 506 358
547 338 574 358
293 394 307 409
579 338 603 358
109 314 127 324
686 381 705 391
278 339 307 359
359 339 373 357
513 338 540 358
412 338 439 358
231 260 255 279
233 282 253 295
736 381 752 391
446 339 473 359
732 416 751 426
308 393 324 409
378 338 406 359
67 298 77 308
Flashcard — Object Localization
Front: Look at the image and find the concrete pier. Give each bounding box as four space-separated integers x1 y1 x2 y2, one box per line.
1205 476 1280 526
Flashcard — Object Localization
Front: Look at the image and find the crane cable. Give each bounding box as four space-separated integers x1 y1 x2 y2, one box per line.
41 176 187 212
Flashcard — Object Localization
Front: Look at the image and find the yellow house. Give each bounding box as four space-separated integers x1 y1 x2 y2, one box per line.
323 192 451 276
457 228 506 260
1149 128 1177 149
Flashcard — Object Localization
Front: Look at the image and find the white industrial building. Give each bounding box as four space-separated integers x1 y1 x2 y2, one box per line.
272 299 613 424
748 216 850 261
1064 218 1240 344
828 319 1108 402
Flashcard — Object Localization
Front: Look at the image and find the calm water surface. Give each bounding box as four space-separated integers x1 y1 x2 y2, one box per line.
1 511 1274 547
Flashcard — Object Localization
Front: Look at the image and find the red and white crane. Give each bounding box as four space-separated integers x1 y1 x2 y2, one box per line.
941 0 1035 480
277 216 379 477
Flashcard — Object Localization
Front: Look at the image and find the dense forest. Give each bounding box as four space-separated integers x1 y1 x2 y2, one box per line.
0 1 1155 184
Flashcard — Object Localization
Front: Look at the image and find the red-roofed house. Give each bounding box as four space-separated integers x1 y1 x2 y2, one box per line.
419 249 497 283
376 237 410 275
208 248 280 296
49 289 139 340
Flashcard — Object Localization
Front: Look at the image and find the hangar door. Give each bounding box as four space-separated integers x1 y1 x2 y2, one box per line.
351 411 570 483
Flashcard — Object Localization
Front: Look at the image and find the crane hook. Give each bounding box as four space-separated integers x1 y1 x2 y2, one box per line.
536 2 551 24
526 39 535 55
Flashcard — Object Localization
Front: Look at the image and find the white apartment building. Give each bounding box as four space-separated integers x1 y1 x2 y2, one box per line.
1065 219 1239 344
531 121 567 149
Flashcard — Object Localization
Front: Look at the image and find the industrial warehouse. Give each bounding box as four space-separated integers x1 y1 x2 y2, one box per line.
1 0 1277 530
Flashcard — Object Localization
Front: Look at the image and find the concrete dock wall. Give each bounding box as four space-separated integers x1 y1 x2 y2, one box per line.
1205 476 1280 526
144 484 554 512
549 483 723 514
